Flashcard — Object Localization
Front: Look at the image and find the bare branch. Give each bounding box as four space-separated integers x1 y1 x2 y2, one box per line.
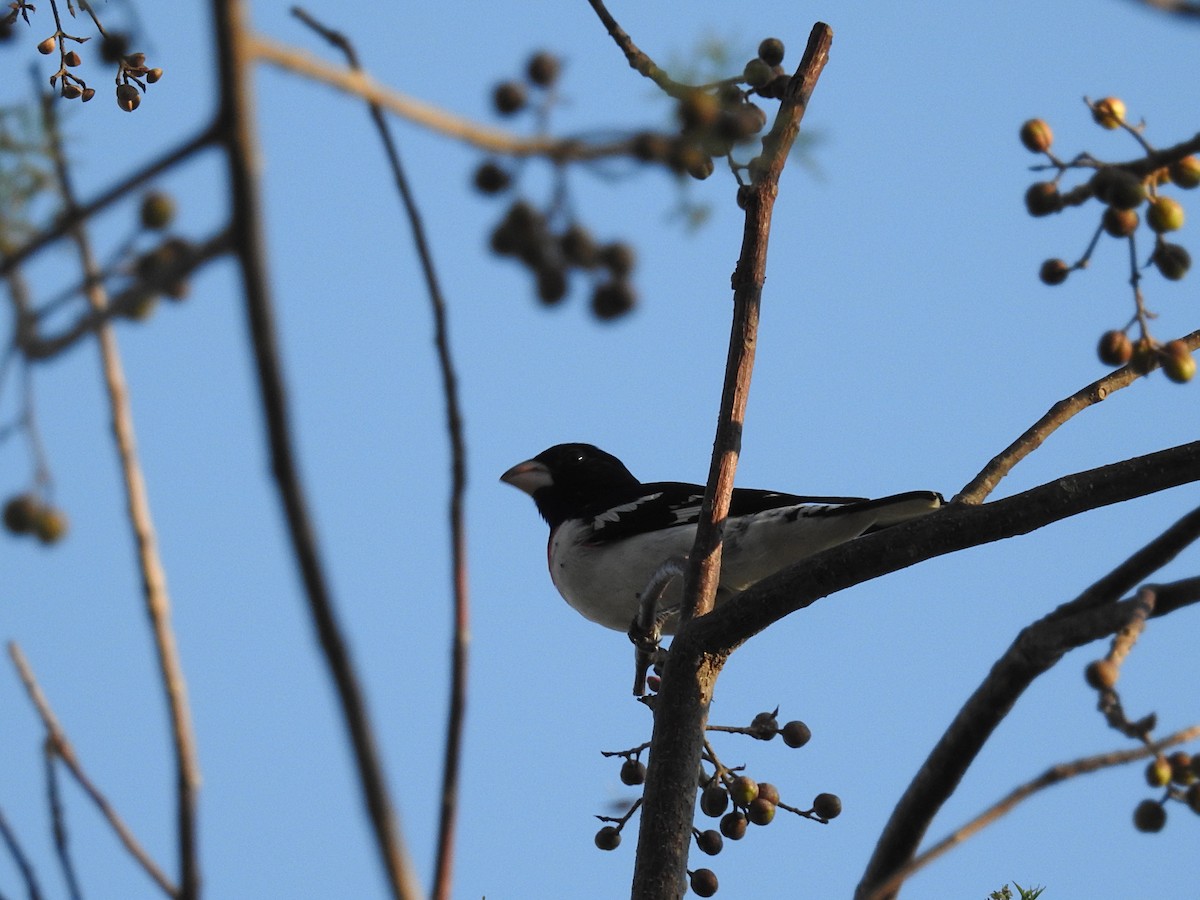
209 2 421 897
0 801 46 900
41 90 200 900
8 643 178 897
289 8 472 899
864 723 1200 900
956 329 1200 504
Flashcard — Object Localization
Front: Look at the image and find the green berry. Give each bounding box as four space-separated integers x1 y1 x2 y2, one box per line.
730 775 758 807
1162 341 1196 384
140 192 176 230
747 797 776 826
1147 196 1185 233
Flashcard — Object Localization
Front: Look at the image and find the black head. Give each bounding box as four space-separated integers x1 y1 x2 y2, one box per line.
501 443 641 527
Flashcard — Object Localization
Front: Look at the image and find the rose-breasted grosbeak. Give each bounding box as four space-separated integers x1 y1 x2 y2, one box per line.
501 443 942 633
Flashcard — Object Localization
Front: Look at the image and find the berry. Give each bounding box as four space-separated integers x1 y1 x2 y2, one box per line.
757 783 780 806
560 224 598 268
1092 97 1126 130
1133 799 1166 833
781 720 811 748
1097 331 1133 367
1170 155 1200 190
689 868 719 898
620 758 647 786
1130 337 1158 375
594 825 621 851
1102 207 1138 238
34 507 68 544
3 494 39 535
116 83 140 112
749 711 779 740
747 797 776 826
1024 182 1061 217
1091 168 1144 210
526 51 560 87
1084 658 1119 689
599 242 636 277
695 829 723 856
473 161 511 195
719 811 747 840
492 81 526 116
37 35 55 54
591 281 636 320
757 37 785 67
743 58 773 88
1168 751 1195 785
700 784 729 818
730 775 758 807
677 91 720 131
1147 196 1184 233
1162 341 1196 384
1145 756 1172 788
1152 242 1191 281
535 266 568 306
81 88 96 102
60 84 82 100
1039 258 1070 286
1019 119 1053 154
145 68 163 84
813 792 842 820
140 192 176 230
64 50 81 67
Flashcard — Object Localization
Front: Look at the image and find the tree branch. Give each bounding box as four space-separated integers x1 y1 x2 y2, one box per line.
210 2 421 897
629 21 834 900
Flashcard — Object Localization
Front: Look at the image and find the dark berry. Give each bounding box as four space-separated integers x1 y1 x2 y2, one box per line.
813 792 842 820
781 720 811 748
1024 182 1061 217
594 825 621 850
473 161 511 195
699 784 729 818
492 81 526 116
695 829 723 856
100 32 130 63
526 51 560 87
690 868 718 898
535 266 568 305
619 758 647 786
719 811 747 840
747 797 776 826
3 494 39 535
599 242 636 277
1039 258 1070 286
1133 799 1166 833
757 37 785 67
1152 242 1191 281
1097 331 1133 367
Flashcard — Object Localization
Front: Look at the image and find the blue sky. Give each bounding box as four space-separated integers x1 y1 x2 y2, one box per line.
2 1 1199 898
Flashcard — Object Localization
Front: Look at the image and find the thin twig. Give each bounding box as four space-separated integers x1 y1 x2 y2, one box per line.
289 8 471 899
585 0 694 98
40 91 200 899
864 724 1200 900
9 642 178 897
956 329 1200 504
210 2 421 897
0 802 46 900
249 32 634 161
43 745 82 900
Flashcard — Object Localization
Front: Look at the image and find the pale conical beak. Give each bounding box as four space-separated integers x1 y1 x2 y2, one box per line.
500 458 553 496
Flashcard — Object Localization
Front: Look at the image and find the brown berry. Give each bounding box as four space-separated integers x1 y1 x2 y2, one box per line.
591 281 635 320
145 67 163 84
599 242 636 277
1039 258 1070 286
560 224 598 268
757 38 785 67
60 83 82 100
1091 168 1145 210
689 868 718 898
1130 337 1158 375
1097 331 1133 367
1085 658 1119 689
747 797 776 826
1152 242 1191 281
1092 97 1126 130
526 51 560 87
749 711 779 740
64 50 81 67
813 792 842 820
1019 119 1053 154
594 825 621 851
757 783 780 806
473 160 511 195
37 35 56 54
3 494 39 535
1133 799 1166 833
781 720 811 748
492 81 526 116
700 784 729 818
619 758 646 786
140 192 176 230
535 266 568 306
743 58 773 88
1024 182 1061 217
719 811 747 840
81 87 96 102
1168 751 1195 785
1102 207 1138 238
695 829 723 856
1169 155 1200 190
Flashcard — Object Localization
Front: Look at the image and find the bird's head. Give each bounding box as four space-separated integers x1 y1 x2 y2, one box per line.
501 443 640 527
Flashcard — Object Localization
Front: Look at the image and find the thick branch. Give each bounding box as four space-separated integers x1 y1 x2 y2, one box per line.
629 22 834 900
211 2 420 897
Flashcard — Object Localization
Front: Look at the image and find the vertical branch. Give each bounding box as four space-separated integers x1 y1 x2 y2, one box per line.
43 746 82 900
40 95 201 900
0 803 45 900
209 2 421 897
286 9 473 898
628 23 833 900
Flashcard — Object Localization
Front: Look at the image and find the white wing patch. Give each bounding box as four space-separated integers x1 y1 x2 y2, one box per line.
590 492 663 527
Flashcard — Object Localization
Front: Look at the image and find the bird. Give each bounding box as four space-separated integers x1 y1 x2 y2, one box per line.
501 443 943 634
